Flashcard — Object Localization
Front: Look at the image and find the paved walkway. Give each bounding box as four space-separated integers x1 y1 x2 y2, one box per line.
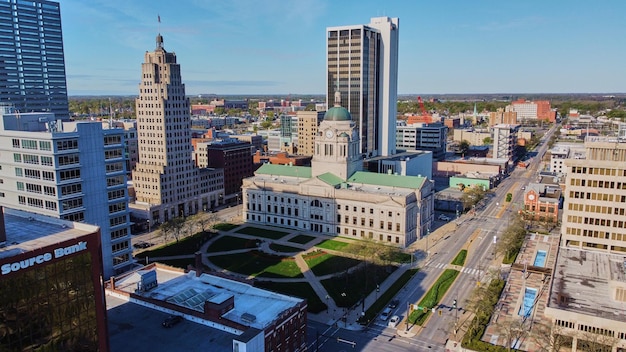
183 221 464 331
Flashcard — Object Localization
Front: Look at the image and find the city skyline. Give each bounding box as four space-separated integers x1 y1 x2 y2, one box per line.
62 0 626 96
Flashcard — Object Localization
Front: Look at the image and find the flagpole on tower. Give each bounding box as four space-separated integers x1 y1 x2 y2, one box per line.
158 14 161 33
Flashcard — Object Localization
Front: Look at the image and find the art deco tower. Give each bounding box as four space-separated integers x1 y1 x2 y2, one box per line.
132 34 222 223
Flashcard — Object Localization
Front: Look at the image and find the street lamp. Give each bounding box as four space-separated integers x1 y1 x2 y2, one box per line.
375 284 379 300
325 295 329 313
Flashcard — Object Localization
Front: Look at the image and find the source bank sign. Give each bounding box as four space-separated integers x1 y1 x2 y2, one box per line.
1 241 87 275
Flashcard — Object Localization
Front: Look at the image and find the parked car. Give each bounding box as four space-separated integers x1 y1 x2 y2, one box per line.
438 214 451 221
388 315 400 328
379 307 392 321
388 299 399 309
162 315 183 328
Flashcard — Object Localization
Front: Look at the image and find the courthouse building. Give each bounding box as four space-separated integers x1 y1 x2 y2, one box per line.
241 97 434 247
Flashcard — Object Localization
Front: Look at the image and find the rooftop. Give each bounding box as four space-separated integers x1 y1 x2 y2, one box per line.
255 163 312 179
348 171 425 189
107 295 236 352
112 266 304 331
0 208 99 260
548 247 626 323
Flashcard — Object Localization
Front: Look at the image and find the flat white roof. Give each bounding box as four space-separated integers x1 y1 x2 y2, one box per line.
114 267 303 330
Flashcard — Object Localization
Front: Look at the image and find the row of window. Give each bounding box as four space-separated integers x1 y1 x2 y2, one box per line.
570 178 626 189
12 139 51 151
569 191 625 202
566 215 624 227
570 166 626 176
568 203 626 215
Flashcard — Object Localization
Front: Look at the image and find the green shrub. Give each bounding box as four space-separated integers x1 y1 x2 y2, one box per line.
409 269 459 325
451 250 467 266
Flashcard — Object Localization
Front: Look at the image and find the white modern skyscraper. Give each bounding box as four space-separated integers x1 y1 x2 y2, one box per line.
0 0 69 120
132 34 223 223
0 108 133 278
326 16 399 157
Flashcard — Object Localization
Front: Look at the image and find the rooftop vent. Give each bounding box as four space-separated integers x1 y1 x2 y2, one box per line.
241 312 257 323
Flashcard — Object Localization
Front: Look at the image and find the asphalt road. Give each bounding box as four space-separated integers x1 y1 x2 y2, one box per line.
417 122 559 346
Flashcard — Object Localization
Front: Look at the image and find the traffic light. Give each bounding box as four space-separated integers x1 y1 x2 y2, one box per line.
453 299 457 309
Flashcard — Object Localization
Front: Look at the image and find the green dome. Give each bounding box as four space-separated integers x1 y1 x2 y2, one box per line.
324 106 351 121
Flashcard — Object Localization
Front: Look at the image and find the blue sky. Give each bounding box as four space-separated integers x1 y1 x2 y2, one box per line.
61 0 626 96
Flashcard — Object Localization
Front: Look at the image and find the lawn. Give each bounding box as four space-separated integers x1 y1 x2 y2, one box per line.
269 243 302 253
288 234 316 245
235 226 289 240
136 231 215 259
254 281 326 314
451 249 468 266
213 223 239 231
209 250 303 278
315 239 350 251
207 236 258 252
303 251 360 276
409 269 460 325
321 264 397 308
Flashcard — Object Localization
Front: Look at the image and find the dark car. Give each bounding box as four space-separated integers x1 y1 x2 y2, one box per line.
389 299 399 309
162 315 183 328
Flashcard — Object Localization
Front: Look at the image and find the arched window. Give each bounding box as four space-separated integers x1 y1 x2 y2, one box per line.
311 199 323 207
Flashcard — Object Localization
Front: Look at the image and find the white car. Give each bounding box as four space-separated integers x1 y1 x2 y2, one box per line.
388 315 400 328
379 307 392 321
438 214 451 221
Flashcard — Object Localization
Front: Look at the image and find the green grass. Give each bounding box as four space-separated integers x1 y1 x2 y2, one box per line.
208 250 303 278
384 251 413 263
409 269 460 325
320 264 397 308
235 226 289 240
451 250 468 266
269 243 302 253
315 239 350 251
288 234 316 245
303 251 360 276
207 236 258 252
254 281 326 314
136 231 215 259
213 223 238 231
358 268 419 325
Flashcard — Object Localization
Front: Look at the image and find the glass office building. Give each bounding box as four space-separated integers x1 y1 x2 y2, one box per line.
0 0 70 120
0 207 108 351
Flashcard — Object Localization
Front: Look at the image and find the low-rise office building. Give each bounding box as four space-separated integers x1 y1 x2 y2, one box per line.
0 207 108 351
106 263 307 352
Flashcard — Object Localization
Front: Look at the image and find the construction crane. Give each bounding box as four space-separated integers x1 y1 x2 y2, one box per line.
407 96 432 124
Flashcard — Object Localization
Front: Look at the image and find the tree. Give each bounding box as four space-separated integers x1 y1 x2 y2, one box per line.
482 137 493 145
214 107 225 115
530 322 572 352
305 103 316 111
260 118 273 130
495 318 529 352
160 217 186 242
459 140 471 156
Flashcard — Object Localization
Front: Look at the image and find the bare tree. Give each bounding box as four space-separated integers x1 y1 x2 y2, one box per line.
495 318 529 352
530 321 572 352
160 217 186 243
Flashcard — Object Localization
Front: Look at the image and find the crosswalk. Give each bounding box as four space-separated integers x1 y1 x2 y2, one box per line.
426 262 484 276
